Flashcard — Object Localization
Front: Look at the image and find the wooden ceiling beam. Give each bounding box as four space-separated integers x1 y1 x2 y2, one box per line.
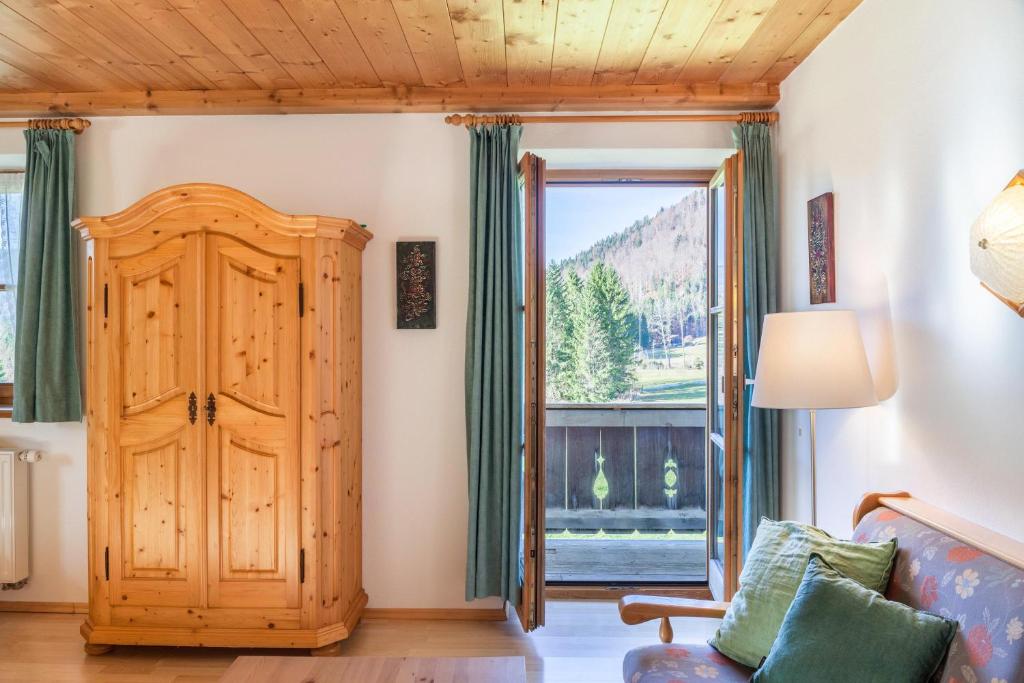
0 82 779 116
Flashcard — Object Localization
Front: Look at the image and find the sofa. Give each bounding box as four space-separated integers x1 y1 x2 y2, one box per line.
619 492 1024 683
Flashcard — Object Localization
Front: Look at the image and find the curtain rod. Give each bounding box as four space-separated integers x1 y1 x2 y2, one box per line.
0 118 91 134
444 111 778 127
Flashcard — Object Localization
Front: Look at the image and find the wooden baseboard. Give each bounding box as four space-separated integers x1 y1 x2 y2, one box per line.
0 601 88 614
362 608 507 622
0 602 505 622
546 585 713 601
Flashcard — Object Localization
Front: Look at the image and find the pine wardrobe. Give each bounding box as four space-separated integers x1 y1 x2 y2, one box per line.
75 184 372 654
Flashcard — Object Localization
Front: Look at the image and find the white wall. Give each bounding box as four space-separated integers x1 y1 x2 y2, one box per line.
776 0 1024 539
0 114 734 606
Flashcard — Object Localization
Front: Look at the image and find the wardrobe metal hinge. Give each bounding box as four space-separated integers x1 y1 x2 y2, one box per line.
103 284 108 318
299 548 305 583
205 393 216 426
104 547 109 581
298 283 304 317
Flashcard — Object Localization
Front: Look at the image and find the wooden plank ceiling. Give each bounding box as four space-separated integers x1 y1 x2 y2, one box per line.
0 0 861 116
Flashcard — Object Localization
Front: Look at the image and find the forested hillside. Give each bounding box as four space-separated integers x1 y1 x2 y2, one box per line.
546 188 708 403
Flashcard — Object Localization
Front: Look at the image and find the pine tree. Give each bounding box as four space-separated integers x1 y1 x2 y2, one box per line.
572 291 613 402
589 263 637 399
564 264 638 402
560 269 588 401
545 265 578 401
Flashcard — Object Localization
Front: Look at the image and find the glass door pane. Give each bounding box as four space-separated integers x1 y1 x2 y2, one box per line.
706 154 742 600
541 178 710 586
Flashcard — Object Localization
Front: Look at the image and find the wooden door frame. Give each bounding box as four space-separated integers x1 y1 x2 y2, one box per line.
519 152 546 631
538 167 726 595
706 154 745 601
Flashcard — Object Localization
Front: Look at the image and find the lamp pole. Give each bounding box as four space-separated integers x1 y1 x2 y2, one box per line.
809 409 817 526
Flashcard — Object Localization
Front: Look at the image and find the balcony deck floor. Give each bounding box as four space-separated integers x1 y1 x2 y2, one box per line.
544 538 706 583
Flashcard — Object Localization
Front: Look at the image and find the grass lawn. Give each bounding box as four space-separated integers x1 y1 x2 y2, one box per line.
633 340 707 403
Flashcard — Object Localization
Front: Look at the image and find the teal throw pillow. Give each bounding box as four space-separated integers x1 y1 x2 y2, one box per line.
752 553 957 682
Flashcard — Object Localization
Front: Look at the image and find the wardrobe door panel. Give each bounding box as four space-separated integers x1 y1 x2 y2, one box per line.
206 235 301 609
108 234 203 608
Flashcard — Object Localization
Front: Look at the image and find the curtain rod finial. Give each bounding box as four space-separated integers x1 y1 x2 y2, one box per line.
28 117 91 134
445 113 471 127
737 111 779 124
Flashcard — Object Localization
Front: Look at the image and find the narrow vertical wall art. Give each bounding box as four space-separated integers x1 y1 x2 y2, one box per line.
396 240 437 329
807 192 836 304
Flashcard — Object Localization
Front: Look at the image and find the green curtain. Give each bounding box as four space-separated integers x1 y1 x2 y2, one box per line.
733 122 780 553
465 123 523 602
13 129 81 423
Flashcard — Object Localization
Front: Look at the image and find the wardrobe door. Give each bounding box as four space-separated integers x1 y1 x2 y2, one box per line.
107 234 204 607
205 234 302 609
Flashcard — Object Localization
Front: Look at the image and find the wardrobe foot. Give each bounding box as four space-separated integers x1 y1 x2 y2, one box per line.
309 642 341 657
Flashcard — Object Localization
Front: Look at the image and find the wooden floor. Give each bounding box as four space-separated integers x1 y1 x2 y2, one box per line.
0 601 721 683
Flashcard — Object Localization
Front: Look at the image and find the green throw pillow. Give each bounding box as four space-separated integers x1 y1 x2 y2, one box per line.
710 518 897 668
752 554 957 682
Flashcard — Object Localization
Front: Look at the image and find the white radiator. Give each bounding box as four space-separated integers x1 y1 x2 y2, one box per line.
0 449 29 585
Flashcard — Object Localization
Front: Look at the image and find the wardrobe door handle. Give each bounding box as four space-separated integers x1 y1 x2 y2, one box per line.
187 392 197 424
206 393 216 425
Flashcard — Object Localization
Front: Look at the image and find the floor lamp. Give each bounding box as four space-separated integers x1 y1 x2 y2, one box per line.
751 311 877 526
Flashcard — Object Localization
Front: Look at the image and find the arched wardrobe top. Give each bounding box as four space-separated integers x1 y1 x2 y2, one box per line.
73 182 373 251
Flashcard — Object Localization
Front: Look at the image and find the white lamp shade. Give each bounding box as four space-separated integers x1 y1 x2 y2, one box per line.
752 311 877 410
970 181 1024 306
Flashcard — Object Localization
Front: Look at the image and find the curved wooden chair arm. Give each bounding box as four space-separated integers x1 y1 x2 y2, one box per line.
618 595 730 624
619 596 730 643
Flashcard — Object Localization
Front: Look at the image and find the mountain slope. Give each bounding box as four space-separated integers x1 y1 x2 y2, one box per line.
558 188 707 305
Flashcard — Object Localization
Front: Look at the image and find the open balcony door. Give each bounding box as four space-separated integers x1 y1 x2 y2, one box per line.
517 152 546 632
706 153 745 601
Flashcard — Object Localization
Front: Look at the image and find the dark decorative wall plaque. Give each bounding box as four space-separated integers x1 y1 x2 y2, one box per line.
396 240 436 329
807 192 836 305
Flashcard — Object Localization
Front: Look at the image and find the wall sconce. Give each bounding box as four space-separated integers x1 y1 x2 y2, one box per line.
971 171 1024 317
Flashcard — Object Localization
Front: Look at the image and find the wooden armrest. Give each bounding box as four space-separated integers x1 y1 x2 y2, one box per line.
618 595 730 625
619 596 730 644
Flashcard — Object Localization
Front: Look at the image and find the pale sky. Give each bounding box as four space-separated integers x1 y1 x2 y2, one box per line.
545 185 699 263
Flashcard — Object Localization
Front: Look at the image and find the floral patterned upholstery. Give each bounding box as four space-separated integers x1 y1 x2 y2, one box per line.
854 507 1024 683
623 642 754 682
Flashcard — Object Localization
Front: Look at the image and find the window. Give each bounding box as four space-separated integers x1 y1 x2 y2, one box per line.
545 180 708 406
0 171 24 414
542 172 712 585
